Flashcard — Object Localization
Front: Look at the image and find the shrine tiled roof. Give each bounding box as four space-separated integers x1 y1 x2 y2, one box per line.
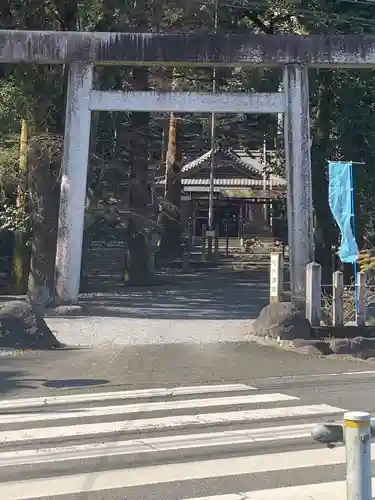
180 147 286 186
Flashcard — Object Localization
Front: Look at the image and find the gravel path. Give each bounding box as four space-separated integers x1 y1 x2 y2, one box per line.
45 270 269 346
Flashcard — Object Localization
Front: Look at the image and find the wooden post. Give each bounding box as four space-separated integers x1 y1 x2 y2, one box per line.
149 252 155 273
192 211 196 245
214 225 219 256
332 270 344 326
225 221 229 256
201 224 206 261
357 271 367 326
182 248 189 271
305 262 322 327
188 217 193 246
269 252 284 303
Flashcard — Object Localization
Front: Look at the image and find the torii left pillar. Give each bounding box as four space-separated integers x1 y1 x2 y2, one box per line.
283 64 314 303
55 62 93 304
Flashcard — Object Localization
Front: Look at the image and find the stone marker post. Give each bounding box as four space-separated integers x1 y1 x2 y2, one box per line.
332 270 344 326
269 252 284 303
305 262 321 327
357 271 367 326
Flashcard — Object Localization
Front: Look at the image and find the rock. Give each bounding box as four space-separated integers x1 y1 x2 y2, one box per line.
327 338 351 355
290 339 333 355
51 305 84 317
253 302 313 341
330 336 375 359
0 301 61 349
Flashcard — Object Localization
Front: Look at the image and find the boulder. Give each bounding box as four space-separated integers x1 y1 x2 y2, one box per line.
330 336 375 359
50 305 85 317
290 339 333 355
0 300 61 349
253 302 313 341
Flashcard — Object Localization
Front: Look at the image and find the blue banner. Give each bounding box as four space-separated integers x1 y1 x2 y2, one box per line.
328 162 358 263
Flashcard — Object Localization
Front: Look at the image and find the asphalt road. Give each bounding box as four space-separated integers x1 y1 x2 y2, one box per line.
0 342 375 498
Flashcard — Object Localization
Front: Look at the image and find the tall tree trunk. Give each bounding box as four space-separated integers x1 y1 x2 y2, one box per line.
27 3 78 305
123 66 154 285
27 137 61 306
11 119 31 294
158 111 183 258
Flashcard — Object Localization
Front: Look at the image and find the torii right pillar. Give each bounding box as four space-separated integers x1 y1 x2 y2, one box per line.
283 64 314 304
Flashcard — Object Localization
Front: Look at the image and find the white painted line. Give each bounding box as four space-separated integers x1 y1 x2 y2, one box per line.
256 370 375 384
0 423 315 467
0 444 372 499
0 384 256 410
187 478 374 500
0 393 297 425
0 404 343 443
185 481 349 500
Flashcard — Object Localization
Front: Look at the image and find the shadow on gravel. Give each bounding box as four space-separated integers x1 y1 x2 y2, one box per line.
74 269 272 321
43 378 110 388
0 368 43 395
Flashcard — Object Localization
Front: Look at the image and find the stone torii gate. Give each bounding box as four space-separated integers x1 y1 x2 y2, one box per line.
0 31 373 304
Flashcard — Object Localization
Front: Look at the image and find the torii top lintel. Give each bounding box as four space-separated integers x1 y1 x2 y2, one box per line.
1 30 375 67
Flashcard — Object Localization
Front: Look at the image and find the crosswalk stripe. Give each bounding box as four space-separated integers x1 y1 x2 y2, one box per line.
0 444 367 499
0 393 297 424
0 404 343 444
0 383 353 499
0 384 256 410
0 423 316 467
185 480 352 500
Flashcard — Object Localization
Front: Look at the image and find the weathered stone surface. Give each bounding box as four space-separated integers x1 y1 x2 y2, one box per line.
330 336 375 359
0 301 61 349
253 302 313 341
315 325 375 339
2 31 375 67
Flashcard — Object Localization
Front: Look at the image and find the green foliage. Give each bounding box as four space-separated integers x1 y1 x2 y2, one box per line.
2 0 375 249
0 139 20 191
0 203 31 234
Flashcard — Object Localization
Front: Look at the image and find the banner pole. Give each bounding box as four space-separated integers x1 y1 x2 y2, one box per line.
328 160 362 326
349 162 359 325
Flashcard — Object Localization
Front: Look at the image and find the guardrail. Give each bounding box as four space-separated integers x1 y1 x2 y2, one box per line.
312 411 373 500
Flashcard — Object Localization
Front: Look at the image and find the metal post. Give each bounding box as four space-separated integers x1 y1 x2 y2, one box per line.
344 411 372 500
207 0 219 258
262 136 268 225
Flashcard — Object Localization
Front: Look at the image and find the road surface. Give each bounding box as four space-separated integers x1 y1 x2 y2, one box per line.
1 358 375 499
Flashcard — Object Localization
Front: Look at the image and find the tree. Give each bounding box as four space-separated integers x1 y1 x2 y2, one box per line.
2 0 375 297
158 111 183 258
